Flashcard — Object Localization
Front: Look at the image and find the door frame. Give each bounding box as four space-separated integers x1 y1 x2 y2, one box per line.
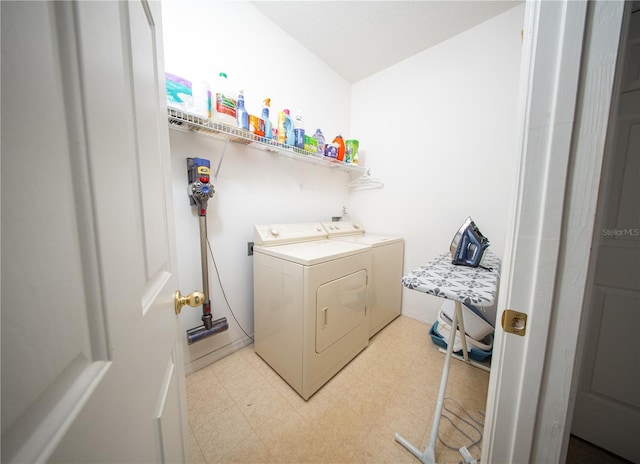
482 1 626 463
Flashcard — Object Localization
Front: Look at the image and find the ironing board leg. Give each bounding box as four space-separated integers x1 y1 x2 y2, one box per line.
395 307 460 464
455 301 470 363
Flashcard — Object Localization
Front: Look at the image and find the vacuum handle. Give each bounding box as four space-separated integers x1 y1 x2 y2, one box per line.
199 215 210 306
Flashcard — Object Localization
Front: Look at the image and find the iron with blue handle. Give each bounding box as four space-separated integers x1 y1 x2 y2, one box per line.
450 216 490 268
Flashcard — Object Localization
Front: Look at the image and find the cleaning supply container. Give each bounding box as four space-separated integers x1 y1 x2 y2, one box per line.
279 109 294 146
345 139 359 164
277 110 286 144
262 98 273 139
324 142 338 159
333 134 346 161
165 72 193 112
313 129 325 155
304 135 318 153
211 72 236 126
294 110 305 149
236 89 249 130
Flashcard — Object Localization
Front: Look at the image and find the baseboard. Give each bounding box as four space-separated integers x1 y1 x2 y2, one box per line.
184 336 253 376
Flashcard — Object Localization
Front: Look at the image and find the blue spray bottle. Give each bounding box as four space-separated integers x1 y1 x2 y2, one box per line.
236 90 249 130
262 98 272 139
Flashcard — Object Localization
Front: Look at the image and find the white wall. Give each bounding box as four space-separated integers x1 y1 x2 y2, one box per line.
162 1 353 372
162 1 525 371
350 4 525 325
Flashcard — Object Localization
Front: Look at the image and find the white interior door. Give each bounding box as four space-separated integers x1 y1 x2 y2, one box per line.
1 2 189 462
572 7 640 462
483 1 626 463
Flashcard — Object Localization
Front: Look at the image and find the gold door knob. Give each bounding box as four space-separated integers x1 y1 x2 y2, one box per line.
174 290 205 314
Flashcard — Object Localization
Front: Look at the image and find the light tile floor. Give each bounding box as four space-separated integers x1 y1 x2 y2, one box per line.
186 316 490 464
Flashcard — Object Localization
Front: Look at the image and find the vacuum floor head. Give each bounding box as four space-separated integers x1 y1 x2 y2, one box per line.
186 317 229 345
450 216 489 267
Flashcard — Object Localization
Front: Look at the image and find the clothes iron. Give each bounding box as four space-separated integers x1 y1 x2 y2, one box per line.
450 216 490 268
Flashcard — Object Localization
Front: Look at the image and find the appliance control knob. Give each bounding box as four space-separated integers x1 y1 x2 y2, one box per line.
270 228 280 237
316 227 322 232
353 223 360 229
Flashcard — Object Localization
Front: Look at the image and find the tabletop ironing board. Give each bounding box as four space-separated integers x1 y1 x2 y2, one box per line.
395 250 501 464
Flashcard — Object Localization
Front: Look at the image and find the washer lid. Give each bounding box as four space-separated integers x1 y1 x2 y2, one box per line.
329 234 404 247
254 239 370 265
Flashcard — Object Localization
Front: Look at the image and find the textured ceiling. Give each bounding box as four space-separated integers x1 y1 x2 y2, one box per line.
251 1 522 83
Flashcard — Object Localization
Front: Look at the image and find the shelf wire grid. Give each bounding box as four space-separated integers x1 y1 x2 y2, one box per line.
167 107 367 174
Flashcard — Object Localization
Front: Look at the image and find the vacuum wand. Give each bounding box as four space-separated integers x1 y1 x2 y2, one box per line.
186 157 229 344
199 214 213 330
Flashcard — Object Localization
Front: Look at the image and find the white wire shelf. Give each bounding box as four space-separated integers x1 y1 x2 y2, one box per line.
167 107 368 178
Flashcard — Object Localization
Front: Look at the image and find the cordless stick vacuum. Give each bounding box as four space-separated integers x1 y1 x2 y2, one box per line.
185 157 229 344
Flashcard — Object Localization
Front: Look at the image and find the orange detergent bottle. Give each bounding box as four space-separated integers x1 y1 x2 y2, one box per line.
333 134 346 161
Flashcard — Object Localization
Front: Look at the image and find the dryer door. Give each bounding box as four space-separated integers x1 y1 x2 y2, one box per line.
316 270 367 353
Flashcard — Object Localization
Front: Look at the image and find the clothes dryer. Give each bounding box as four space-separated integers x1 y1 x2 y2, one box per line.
253 223 372 400
322 221 404 337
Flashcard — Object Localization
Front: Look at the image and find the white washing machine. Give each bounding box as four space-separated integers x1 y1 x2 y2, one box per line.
322 221 404 337
253 222 372 400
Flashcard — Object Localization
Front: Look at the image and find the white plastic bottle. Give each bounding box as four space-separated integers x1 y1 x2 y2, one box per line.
211 72 237 126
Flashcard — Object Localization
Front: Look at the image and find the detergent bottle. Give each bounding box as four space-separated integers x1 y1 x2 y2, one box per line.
285 110 295 146
333 133 346 161
294 110 305 149
236 90 249 130
211 72 236 126
312 129 325 155
277 110 287 144
262 98 273 139
278 109 295 146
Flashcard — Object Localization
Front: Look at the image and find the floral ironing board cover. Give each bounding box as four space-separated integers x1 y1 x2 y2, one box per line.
402 250 501 307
